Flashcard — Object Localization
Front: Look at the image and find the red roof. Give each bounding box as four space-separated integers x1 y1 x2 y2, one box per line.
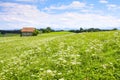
21 27 35 32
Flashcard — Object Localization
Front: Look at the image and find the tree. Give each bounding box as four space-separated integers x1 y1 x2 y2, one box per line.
1 31 6 35
112 28 118 31
32 29 39 36
46 27 52 33
39 27 55 33
80 27 84 32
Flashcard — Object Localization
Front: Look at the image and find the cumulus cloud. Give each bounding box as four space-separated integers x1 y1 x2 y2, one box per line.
0 2 38 22
0 2 49 29
0 1 120 30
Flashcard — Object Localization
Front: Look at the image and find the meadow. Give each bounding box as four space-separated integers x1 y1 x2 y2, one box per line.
0 31 120 80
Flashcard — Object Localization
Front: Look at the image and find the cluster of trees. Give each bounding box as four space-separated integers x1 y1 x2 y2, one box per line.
69 28 118 33
39 27 55 33
0 27 118 36
28 27 55 36
0 30 20 35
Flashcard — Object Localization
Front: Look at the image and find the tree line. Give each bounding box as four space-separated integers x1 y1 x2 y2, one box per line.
0 27 118 35
0 30 20 34
69 28 118 33
39 27 55 33
0 27 54 35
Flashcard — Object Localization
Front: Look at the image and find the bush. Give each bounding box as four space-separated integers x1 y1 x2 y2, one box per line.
32 29 39 36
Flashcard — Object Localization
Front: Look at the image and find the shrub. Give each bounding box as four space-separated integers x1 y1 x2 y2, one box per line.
32 29 39 36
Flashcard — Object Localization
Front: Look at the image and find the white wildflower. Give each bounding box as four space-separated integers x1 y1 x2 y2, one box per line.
31 74 36 77
71 61 77 65
109 62 113 65
40 68 44 71
46 69 55 76
0 60 4 63
62 59 67 63
102 64 107 69
46 69 52 74
58 72 62 75
58 57 64 61
77 62 81 65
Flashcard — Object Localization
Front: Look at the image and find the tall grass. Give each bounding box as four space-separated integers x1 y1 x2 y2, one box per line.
0 31 120 80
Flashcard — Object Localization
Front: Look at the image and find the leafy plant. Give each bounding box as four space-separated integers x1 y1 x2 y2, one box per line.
32 29 40 36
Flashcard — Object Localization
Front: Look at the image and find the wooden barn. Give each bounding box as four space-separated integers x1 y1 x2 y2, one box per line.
21 27 35 36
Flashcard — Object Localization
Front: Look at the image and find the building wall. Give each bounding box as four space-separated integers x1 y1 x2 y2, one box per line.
22 32 33 36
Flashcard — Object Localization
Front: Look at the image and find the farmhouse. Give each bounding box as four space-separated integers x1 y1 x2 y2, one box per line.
21 27 35 36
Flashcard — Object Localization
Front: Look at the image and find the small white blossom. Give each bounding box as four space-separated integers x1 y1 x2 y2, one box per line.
46 69 52 74
59 78 64 80
0 60 4 63
58 72 62 75
102 64 107 69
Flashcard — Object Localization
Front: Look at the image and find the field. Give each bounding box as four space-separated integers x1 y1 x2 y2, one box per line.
0 33 20 37
0 31 120 80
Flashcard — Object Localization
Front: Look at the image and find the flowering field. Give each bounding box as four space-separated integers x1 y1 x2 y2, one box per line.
0 31 120 80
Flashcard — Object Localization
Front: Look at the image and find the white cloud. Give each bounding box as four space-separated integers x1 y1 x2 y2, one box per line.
43 1 95 14
15 0 46 3
99 0 108 4
0 2 38 22
107 4 120 10
0 2 120 30
48 13 120 29
16 0 35 2
0 2 49 29
44 1 86 11
99 0 120 11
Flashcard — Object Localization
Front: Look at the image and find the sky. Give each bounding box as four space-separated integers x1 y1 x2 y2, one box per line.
0 0 120 30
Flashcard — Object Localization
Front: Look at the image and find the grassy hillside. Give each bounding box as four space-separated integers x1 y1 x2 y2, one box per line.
0 31 120 80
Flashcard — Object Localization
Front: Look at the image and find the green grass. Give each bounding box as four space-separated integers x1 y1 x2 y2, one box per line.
0 31 120 80
0 33 20 37
0 33 3 37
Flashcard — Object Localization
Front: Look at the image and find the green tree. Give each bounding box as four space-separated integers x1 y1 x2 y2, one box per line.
46 27 52 33
32 29 39 36
112 28 118 31
80 27 84 32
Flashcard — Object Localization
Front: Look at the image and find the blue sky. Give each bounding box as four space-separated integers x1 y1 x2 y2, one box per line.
0 0 120 30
